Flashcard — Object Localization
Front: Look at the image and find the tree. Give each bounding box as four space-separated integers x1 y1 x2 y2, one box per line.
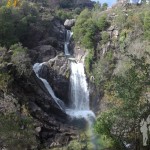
102 3 108 11
7 0 20 7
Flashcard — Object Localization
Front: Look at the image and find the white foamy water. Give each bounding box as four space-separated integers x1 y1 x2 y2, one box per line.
64 30 73 56
33 63 64 110
66 62 95 123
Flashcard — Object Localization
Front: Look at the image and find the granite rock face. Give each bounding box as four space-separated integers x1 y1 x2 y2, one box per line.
64 19 76 29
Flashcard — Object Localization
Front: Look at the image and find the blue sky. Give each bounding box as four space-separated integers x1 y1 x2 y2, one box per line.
92 0 117 6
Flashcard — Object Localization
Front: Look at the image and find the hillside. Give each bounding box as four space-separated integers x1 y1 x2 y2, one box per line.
0 0 149 150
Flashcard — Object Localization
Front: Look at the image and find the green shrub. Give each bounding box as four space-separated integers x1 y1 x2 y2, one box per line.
85 49 94 74
96 14 108 31
144 10 150 40
102 3 108 11
73 9 97 49
59 0 74 8
0 3 39 48
74 7 82 15
11 43 31 76
101 31 109 44
0 114 38 149
56 9 73 21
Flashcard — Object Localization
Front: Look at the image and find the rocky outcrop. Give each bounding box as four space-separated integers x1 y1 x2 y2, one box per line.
0 15 78 149
38 56 70 105
64 19 76 29
9 66 77 148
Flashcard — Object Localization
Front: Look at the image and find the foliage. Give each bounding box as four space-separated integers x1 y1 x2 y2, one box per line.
0 2 39 48
73 9 97 49
74 7 82 15
101 31 109 44
95 55 150 149
0 73 11 90
114 9 127 29
55 9 73 21
7 0 20 7
102 3 108 11
59 0 74 8
85 49 94 73
96 14 108 31
144 10 150 40
0 114 38 149
11 43 31 76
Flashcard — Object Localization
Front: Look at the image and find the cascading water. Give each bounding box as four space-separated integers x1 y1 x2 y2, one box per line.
32 28 97 149
70 62 89 110
65 30 95 123
64 30 73 56
33 63 64 111
33 29 95 123
66 62 95 123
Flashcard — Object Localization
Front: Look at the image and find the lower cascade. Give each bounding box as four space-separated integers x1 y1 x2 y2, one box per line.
66 62 95 123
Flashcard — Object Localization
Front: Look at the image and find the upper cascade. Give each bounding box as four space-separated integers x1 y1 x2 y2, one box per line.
64 30 73 56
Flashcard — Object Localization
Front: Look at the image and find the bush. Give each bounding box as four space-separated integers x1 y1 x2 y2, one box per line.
95 55 150 149
0 114 38 149
73 9 97 49
144 10 150 40
96 14 108 31
102 3 108 11
56 9 73 21
85 49 94 74
101 31 109 44
0 3 39 48
11 43 31 76
59 0 74 8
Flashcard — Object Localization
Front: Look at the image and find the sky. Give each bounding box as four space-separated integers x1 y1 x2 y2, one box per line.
92 0 117 6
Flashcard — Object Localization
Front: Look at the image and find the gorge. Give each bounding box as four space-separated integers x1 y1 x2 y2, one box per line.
33 29 95 128
0 0 149 150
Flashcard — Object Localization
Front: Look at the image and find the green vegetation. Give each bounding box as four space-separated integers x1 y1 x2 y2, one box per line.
72 3 150 149
11 43 31 77
73 8 109 71
144 10 150 40
101 31 110 44
0 113 38 149
55 9 73 21
91 4 150 150
0 1 39 48
59 0 74 8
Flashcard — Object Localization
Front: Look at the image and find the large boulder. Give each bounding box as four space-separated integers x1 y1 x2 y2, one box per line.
64 19 76 29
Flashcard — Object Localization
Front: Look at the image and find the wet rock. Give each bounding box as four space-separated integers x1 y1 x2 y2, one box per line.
38 60 70 105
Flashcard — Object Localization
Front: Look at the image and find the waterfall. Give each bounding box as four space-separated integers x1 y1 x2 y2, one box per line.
70 62 89 110
64 30 73 56
64 30 95 122
33 29 95 123
33 63 64 110
66 62 95 122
